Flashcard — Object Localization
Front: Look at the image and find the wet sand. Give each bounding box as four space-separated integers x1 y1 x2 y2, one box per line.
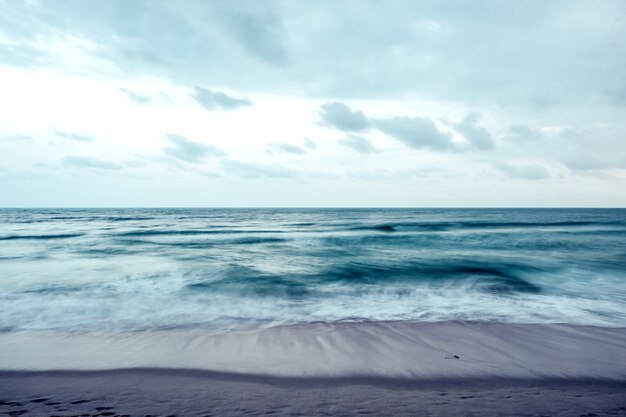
1 370 625 416
2 321 626 379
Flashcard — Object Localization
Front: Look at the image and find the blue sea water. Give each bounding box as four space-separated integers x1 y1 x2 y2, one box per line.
0 208 625 332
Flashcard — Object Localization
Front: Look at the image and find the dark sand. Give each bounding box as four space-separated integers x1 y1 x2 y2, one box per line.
1 370 625 416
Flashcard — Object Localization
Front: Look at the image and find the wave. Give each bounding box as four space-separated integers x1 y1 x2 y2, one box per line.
327 262 543 294
21 286 83 295
349 224 397 232
347 220 624 233
115 236 289 248
111 219 625 239
186 275 311 299
181 260 542 298
116 229 285 237
103 217 155 222
0 233 84 240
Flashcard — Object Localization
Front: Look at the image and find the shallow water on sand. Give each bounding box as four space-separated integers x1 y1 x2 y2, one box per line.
1 208 625 332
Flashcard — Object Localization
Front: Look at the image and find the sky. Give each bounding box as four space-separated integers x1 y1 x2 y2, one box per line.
1 0 625 207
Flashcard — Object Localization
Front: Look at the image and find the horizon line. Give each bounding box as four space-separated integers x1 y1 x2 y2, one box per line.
1 206 625 210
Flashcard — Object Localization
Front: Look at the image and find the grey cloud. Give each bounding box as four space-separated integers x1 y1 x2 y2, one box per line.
563 156 626 172
319 102 370 132
339 135 376 154
506 124 626 173
119 88 151 104
217 5 288 66
373 116 454 151
221 160 297 178
2 1 624 111
268 143 307 155
509 124 543 141
302 138 316 151
321 103 493 152
63 156 122 170
495 162 551 180
192 87 252 111
267 138 317 155
508 124 581 142
604 85 626 107
449 113 494 150
54 131 94 142
164 134 226 163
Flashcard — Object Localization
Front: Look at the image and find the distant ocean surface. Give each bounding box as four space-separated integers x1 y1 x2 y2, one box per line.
1 208 625 332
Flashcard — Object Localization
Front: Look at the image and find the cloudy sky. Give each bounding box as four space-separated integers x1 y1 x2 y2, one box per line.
1 0 625 207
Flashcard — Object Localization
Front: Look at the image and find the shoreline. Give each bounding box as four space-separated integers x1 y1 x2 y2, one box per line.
2 321 626 379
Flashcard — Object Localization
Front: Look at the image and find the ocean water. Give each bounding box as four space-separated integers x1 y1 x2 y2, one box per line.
1 208 625 333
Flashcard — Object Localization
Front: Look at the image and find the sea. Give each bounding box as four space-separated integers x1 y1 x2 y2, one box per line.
1 208 625 333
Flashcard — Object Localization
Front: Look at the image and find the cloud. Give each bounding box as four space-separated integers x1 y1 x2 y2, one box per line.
339 134 376 154
348 167 445 180
495 162 551 180
508 124 543 141
320 103 493 153
2 1 624 112
221 159 297 178
604 84 626 107
217 5 288 66
164 134 226 163
373 116 454 151
54 131 94 142
2 135 35 144
1 2 625 207
319 102 370 132
449 113 494 150
562 156 626 172
302 138 316 151
267 143 307 155
119 88 151 104
62 156 122 170
192 87 252 111
267 138 317 155
508 124 582 143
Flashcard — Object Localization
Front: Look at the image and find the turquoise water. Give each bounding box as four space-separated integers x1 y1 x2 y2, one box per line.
1 208 625 331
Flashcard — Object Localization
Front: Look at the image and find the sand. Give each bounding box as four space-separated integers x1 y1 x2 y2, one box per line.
1 370 625 416
1 321 625 416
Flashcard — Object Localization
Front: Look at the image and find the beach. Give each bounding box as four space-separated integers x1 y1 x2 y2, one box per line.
1 208 625 415
1 321 625 416
2 370 625 416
